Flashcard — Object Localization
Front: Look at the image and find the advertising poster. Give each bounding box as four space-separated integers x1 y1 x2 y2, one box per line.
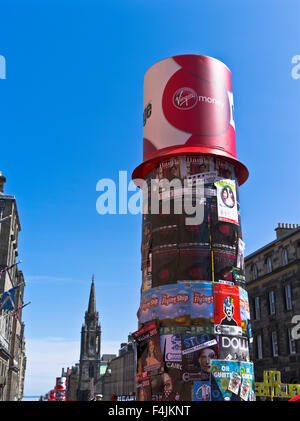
228 371 241 394
141 267 152 293
140 288 160 324
178 248 211 281
179 203 210 247
142 221 152 259
133 322 164 375
218 335 249 361
159 284 190 321
215 179 238 225
150 374 164 401
215 159 235 180
181 334 218 382
187 171 217 188
152 248 179 287
186 156 212 176
136 377 152 401
152 225 178 248
232 268 246 288
236 238 245 270
213 250 235 283
239 287 250 334
213 283 242 336
193 381 211 401
157 157 183 183
151 198 181 231
210 360 254 401
160 334 182 362
210 201 238 250
151 367 191 401
190 282 214 330
158 314 191 328
164 366 192 401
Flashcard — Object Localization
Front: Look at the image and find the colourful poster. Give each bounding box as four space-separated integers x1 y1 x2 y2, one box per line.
218 335 249 362
213 250 235 283
136 377 152 401
181 334 218 382
159 284 190 320
193 381 211 401
139 288 160 324
133 322 164 375
190 282 214 329
239 286 250 334
210 360 254 401
160 334 182 362
213 282 242 336
215 179 238 225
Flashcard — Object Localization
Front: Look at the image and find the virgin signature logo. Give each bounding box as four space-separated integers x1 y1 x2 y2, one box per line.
173 87 198 110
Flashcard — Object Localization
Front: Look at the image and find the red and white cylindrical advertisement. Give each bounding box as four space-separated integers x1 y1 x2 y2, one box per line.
132 55 254 402
133 54 248 185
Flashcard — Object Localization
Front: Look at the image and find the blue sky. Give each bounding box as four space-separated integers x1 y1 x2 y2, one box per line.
0 0 299 395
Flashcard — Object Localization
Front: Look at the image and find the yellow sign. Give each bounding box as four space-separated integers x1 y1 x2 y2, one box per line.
255 371 300 400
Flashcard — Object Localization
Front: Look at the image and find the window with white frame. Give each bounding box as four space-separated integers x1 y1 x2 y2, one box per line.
257 334 263 359
285 284 292 311
266 257 273 273
271 331 278 357
254 296 260 320
288 328 296 354
269 290 276 315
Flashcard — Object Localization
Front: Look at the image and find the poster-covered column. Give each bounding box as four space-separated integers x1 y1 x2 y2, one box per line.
132 55 254 401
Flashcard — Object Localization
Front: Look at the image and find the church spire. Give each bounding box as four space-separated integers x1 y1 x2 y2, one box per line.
87 274 96 314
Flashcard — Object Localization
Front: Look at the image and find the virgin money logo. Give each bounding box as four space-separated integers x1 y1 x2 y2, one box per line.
173 87 198 110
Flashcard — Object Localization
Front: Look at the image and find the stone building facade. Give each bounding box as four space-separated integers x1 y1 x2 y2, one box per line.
0 173 26 401
63 364 80 401
245 223 300 384
101 338 136 401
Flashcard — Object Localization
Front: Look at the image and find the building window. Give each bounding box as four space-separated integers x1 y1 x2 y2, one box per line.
282 248 289 266
285 284 292 311
288 328 296 354
257 334 263 359
269 290 276 315
254 296 260 320
252 264 258 280
266 257 273 273
271 331 279 357
89 364 94 378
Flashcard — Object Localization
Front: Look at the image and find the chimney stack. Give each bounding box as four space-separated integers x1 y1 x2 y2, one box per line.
0 171 6 193
275 222 299 239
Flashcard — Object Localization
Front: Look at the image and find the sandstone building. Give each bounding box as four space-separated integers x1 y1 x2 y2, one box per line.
245 223 300 384
0 173 26 401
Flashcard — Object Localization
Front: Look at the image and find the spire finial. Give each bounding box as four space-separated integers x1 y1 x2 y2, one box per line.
87 275 96 314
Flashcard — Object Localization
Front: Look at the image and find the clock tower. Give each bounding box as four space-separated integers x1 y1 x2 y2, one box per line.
77 276 101 400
